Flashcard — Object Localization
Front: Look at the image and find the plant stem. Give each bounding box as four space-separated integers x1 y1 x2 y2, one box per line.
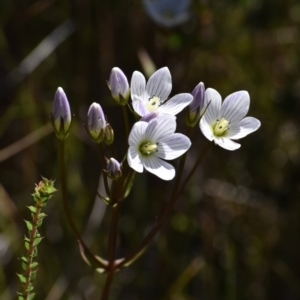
122 105 130 140
116 141 212 268
22 201 42 300
59 140 107 269
101 181 120 300
98 143 110 197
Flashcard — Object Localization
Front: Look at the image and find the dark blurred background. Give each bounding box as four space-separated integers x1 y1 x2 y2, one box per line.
1 0 300 299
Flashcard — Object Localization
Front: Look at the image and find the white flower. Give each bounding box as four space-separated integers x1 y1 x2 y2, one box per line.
127 115 191 180
130 67 193 118
200 88 261 151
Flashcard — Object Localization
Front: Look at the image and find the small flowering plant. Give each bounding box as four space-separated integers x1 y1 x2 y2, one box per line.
200 88 261 150
131 66 193 118
128 115 191 180
46 66 261 300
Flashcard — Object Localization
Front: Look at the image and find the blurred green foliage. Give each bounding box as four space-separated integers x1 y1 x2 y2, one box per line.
1 0 300 299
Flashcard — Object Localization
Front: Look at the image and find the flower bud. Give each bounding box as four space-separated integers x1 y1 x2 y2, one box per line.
104 124 114 145
108 67 130 105
106 158 122 180
86 102 107 143
186 82 206 127
52 87 71 140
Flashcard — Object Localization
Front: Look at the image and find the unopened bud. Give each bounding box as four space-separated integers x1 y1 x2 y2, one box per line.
108 67 130 105
52 87 71 140
186 82 206 127
106 158 122 180
104 124 114 145
86 102 106 143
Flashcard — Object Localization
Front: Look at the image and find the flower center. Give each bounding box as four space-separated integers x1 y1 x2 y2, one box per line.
139 141 158 155
213 117 230 136
146 96 160 112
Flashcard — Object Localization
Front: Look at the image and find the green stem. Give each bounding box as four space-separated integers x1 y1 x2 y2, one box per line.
122 105 130 141
116 141 212 268
22 201 42 300
98 143 110 197
101 181 120 300
59 140 107 269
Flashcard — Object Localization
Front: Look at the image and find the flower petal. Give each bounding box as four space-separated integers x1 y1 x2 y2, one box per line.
202 88 222 125
145 115 176 142
131 71 146 99
200 118 214 141
141 155 175 180
132 97 149 117
157 133 191 160
214 138 241 151
127 147 144 173
128 121 148 146
221 91 250 124
158 93 193 115
227 117 261 139
146 67 172 102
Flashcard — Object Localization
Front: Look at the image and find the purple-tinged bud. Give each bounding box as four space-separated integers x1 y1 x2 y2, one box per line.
106 158 122 180
52 87 71 140
108 67 130 105
186 82 206 127
86 102 107 143
104 124 114 145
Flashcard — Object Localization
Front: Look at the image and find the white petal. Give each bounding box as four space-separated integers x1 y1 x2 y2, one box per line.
127 147 143 173
202 88 222 125
128 121 148 147
131 71 146 99
157 133 191 160
200 118 214 141
227 117 261 139
221 91 250 123
132 97 149 117
145 115 176 142
214 138 241 151
146 67 172 102
141 156 175 180
158 93 193 115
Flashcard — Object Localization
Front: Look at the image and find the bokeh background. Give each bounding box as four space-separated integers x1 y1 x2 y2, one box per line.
1 0 300 299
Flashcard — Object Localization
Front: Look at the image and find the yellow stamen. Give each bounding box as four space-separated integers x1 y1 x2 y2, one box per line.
213 117 229 136
146 96 160 112
140 141 158 155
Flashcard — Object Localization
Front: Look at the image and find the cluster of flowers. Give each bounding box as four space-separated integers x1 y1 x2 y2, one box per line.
52 67 260 180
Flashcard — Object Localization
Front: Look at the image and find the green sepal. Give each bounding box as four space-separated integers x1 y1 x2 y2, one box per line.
24 241 30 250
30 262 38 269
17 273 26 284
24 220 33 231
28 293 35 300
27 206 37 214
37 213 46 220
123 172 135 199
33 237 43 247
20 256 28 264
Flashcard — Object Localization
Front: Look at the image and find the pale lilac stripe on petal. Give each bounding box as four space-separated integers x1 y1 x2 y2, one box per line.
132 98 149 117
141 156 175 180
200 118 214 141
158 93 193 115
145 115 176 141
128 121 148 146
203 88 222 125
157 133 191 160
131 71 146 99
227 117 261 139
222 91 249 123
146 67 172 102
127 147 144 172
